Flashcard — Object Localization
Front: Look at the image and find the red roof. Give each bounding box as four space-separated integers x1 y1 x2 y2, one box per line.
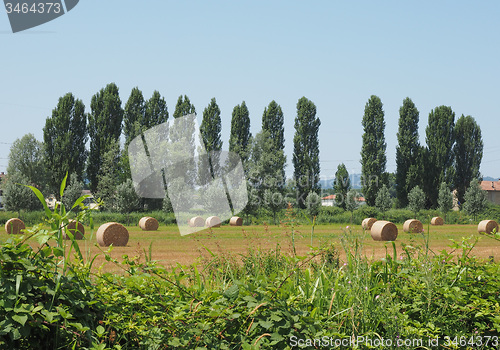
480 180 500 192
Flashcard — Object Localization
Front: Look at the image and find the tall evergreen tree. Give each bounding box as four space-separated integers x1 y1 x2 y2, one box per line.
87 83 123 193
229 101 252 165
43 93 88 196
395 98 421 207
333 163 350 210
424 106 455 208
454 115 483 207
262 100 286 190
293 97 320 208
123 87 145 147
360 95 387 206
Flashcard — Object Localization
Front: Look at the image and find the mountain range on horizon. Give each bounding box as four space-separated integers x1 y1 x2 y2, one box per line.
319 175 499 189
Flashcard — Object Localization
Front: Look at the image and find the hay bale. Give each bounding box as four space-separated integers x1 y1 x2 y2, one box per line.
5 218 25 235
139 216 159 231
188 216 205 227
431 216 444 225
229 216 243 226
478 220 499 234
403 219 423 233
96 222 129 247
205 216 222 228
361 218 377 230
370 220 398 241
63 220 85 240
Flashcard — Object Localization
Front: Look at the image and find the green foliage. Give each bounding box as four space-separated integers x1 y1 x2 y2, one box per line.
375 184 392 214
454 115 483 207
43 93 88 196
3 173 43 212
200 97 222 154
361 95 387 206
463 179 487 221
114 179 141 214
262 100 286 189
333 163 350 210
7 133 46 190
172 94 196 119
438 182 454 219
87 83 124 193
229 101 252 166
144 90 169 129
424 106 455 208
395 97 421 207
408 185 426 219
292 97 320 208
95 140 121 211
123 87 146 147
62 173 84 211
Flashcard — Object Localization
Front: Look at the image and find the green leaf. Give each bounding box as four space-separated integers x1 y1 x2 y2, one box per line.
12 314 28 326
258 320 273 330
223 284 239 300
60 172 68 200
72 194 90 210
23 184 52 219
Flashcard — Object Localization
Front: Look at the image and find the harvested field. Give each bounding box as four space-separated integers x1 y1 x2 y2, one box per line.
2 223 499 273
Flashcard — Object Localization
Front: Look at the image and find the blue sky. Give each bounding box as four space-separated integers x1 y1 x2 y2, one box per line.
1 1 499 181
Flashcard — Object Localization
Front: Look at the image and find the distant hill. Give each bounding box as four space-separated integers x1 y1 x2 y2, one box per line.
320 174 363 189
483 176 499 182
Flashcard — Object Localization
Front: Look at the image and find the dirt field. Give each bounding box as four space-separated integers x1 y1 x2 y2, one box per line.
2 222 500 273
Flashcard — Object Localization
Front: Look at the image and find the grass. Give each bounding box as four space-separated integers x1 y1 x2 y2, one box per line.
1 222 499 273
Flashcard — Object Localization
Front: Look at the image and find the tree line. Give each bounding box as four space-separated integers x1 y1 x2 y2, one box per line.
335 95 484 216
3 83 321 215
3 87 485 218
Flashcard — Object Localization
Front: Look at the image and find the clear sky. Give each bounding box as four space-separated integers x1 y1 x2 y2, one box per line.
1 1 499 181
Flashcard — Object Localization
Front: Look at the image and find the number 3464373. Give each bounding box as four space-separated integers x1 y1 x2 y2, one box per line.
5 2 62 14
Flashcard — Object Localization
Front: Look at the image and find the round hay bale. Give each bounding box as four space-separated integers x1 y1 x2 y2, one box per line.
229 216 243 226
478 220 499 234
5 218 25 235
139 216 159 231
370 220 398 241
96 222 129 247
188 216 205 227
205 216 222 228
403 219 423 233
361 218 377 230
63 220 85 240
431 216 444 225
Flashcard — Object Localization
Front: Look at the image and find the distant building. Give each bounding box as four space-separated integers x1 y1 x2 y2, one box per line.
480 180 500 205
321 194 366 207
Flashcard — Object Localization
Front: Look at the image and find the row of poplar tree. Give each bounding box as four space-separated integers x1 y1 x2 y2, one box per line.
345 95 483 210
3 83 321 214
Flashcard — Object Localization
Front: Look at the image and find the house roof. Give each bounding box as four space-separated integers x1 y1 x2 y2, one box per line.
480 180 500 192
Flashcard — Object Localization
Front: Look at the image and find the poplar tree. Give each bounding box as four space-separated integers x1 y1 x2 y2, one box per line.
395 98 421 207
454 115 483 207
424 106 455 208
361 95 387 206
262 100 286 190
229 101 252 165
43 93 87 195
87 83 123 193
123 87 145 147
293 97 320 208
333 163 350 210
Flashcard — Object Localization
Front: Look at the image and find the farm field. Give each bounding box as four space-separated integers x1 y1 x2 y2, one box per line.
2 223 499 272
